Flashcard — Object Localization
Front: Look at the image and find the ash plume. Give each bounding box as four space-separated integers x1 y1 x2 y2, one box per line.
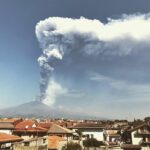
35 14 150 106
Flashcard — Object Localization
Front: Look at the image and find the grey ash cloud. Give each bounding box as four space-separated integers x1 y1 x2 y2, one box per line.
35 14 150 117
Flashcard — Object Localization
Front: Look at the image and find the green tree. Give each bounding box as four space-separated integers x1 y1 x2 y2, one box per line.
76 130 83 144
144 117 150 123
62 141 82 150
83 138 105 149
121 131 132 144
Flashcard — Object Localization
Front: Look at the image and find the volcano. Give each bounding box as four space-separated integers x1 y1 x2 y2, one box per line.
0 101 101 119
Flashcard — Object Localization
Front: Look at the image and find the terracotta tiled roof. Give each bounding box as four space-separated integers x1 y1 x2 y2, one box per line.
0 133 23 143
15 120 37 130
38 122 52 129
14 120 48 133
0 123 14 129
48 135 64 149
48 124 73 134
13 126 48 133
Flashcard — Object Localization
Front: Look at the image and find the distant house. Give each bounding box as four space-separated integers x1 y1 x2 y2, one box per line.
13 136 47 150
13 120 48 140
69 123 105 141
0 118 22 125
113 121 128 129
39 122 52 129
0 132 23 149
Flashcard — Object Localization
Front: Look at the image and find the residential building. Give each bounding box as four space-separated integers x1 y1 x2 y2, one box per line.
13 136 47 150
69 123 105 141
0 132 23 149
13 120 48 140
0 118 22 134
48 124 74 140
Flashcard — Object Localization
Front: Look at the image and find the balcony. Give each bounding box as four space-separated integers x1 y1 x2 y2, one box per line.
139 139 150 147
134 131 150 138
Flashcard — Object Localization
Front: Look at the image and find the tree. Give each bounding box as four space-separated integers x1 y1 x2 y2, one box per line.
121 130 132 144
133 119 143 126
83 138 105 149
144 117 150 124
62 141 82 150
76 130 83 144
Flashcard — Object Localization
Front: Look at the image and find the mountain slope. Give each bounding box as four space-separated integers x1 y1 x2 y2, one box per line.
0 101 102 119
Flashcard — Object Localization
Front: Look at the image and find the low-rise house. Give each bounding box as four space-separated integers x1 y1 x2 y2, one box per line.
13 136 47 150
125 123 150 149
0 122 15 134
0 118 22 134
0 132 23 149
0 118 22 125
13 120 48 140
48 124 74 140
69 123 105 141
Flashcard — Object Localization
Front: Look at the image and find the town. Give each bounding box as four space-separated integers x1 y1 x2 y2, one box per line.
0 117 150 150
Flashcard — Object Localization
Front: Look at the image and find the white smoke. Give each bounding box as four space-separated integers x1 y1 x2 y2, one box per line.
42 79 67 106
35 13 150 106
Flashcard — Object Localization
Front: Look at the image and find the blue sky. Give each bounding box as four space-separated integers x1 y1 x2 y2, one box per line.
1 0 150 119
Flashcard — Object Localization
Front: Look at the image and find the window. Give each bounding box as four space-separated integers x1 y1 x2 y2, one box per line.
43 138 46 144
24 142 29 146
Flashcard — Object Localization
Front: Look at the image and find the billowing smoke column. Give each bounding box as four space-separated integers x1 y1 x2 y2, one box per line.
35 14 150 106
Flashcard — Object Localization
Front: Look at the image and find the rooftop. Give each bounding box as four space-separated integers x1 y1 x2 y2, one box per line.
15 120 37 130
0 122 14 129
70 123 105 129
0 133 23 144
38 122 52 129
48 124 74 134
